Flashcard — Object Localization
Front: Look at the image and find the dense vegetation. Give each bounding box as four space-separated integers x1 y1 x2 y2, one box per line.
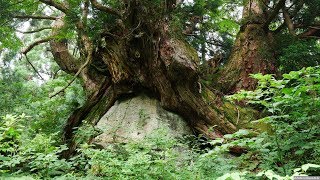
1 67 320 179
0 0 319 179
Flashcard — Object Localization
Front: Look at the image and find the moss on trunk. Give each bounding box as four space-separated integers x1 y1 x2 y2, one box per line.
213 0 277 94
61 1 258 156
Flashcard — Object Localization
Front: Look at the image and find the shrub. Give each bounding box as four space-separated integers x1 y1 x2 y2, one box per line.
228 67 320 175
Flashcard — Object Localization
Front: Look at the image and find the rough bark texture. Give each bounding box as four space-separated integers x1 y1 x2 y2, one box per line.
47 1 256 155
215 0 276 94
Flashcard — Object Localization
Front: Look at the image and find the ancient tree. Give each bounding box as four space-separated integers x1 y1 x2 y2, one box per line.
3 0 319 152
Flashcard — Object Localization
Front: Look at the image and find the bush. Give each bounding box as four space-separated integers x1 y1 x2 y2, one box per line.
0 114 73 178
1 113 319 179
228 66 320 175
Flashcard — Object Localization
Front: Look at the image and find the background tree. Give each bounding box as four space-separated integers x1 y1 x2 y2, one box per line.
214 0 320 93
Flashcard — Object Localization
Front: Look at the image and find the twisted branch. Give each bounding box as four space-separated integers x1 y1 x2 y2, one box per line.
22 37 53 54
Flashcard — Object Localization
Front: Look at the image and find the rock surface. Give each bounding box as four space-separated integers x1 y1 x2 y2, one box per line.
93 94 192 147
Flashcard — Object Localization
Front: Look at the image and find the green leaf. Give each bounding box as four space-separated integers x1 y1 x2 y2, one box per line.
301 164 320 172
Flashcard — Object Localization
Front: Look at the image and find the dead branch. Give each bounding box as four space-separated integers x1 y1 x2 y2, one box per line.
16 27 52 34
24 55 45 80
13 15 57 20
49 50 92 98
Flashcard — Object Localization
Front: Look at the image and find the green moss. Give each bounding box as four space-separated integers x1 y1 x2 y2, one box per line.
138 109 150 128
222 101 257 129
176 39 200 64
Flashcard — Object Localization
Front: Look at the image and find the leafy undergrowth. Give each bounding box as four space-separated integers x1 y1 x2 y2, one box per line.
1 118 319 179
228 66 320 172
1 67 320 179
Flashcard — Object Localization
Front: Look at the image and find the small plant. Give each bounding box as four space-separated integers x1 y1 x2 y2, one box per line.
138 109 150 128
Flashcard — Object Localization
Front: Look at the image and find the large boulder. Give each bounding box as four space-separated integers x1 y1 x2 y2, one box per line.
93 94 192 147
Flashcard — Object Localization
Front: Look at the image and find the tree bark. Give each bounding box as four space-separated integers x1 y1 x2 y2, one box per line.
45 1 256 155
215 0 277 94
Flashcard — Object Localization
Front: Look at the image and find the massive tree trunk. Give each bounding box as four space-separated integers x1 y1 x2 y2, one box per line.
64 22 243 142
14 0 314 156
44 1 255 155
215 0 277 94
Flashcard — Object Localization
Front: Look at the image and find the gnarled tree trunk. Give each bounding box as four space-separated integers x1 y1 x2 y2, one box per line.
45 1 255 155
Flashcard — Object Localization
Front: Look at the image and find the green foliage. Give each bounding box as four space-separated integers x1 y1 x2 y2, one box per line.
228 67 320 175
172 0 240 62
0 69 85 137
0 114 25 156
0 27 22 51
0 0 43 51
298 0 320 25
76 129 193 179
1 0 320 179
0 114 71 177
1 114 319 179
274 35 320 73
73 122 100 145
257 164 320 180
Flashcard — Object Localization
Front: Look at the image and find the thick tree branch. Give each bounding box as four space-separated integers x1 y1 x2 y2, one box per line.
299 28 320 38
22 37 53 54
82 0 89 29
50 12 94 98
16 27 52 34
13 15 57 20
50 39 80 74
264 0 286 27
50 16 79 74
273 0 304 34
38 0 68 13
282 8 296 36
90 0 121 17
